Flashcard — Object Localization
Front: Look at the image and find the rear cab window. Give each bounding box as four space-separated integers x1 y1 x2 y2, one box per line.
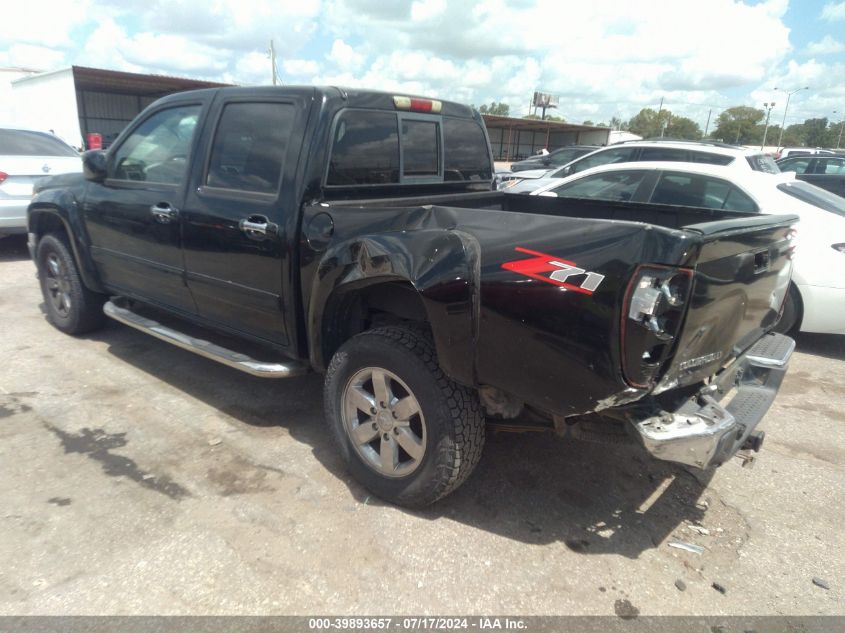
326 108 491 187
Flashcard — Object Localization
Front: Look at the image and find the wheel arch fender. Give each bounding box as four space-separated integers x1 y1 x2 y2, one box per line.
308 228 481 386
28 190 105 294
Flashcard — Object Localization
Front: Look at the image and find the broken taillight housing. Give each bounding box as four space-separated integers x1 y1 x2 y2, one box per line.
621 265 694 388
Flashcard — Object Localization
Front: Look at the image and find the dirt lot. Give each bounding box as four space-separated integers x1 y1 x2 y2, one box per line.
1 234 843 616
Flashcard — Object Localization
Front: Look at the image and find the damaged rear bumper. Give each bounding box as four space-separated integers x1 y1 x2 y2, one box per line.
633 332 795 469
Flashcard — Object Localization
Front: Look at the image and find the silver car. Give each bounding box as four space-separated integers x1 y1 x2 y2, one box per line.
0 129 81 237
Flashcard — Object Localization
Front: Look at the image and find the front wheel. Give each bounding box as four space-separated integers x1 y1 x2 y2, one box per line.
324 326 485 507
36 233 107 335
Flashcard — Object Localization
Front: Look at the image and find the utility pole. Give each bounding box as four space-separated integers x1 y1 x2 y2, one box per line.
269 39 278 86
761 101 775 150
774 86 809 149
835 110 844 149
657 96 664 138
703 109 712 138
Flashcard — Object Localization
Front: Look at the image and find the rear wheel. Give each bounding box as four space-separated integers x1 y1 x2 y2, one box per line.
324 325 485 507
773 284 802 335
36 233 107 335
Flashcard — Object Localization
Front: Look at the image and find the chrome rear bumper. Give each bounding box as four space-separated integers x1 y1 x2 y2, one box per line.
633 332 794 469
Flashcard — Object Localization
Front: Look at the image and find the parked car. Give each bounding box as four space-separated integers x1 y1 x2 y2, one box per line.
29 87 796 506
776 155 845 198
499 139 780 191
777 147 836 160
0 128 81 237
507 145 598 173
520 161 844 335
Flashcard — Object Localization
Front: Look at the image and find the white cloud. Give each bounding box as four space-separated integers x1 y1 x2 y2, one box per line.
821 1 845 21
807 35 845 55
283 58 321 77
1 0 842 126
0 45 66 71
328 39 365 71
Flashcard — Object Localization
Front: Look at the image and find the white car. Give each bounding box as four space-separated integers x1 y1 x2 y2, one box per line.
519 161 845 335
0 128 81 237
499 139 780 191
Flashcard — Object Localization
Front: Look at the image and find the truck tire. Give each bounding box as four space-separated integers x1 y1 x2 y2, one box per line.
324 325 485 507
36 233 107 335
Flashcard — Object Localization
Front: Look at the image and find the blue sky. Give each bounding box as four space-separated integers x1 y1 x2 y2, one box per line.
1 0 844 131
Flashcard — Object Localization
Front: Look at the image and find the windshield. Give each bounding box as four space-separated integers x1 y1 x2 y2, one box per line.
0 129 78 157
777 180 845 218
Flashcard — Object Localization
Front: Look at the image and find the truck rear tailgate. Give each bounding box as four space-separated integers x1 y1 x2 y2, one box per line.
656 215 796 392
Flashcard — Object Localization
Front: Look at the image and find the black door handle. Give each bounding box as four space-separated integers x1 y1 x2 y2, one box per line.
151 203 179 224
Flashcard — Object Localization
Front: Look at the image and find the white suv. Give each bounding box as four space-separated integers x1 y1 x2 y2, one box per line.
500 139 780 190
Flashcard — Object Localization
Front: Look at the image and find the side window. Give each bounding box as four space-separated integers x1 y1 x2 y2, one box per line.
550 170 648 201
780 158 811 174
443 117 492 181
111 105 200 184
818 159 845 175
327 110 399 185
206 102 295 194
651 173 708 207
401 119 440 177
639 147 689 162
652 172 757 212
691 152 733 166
564 147 636 175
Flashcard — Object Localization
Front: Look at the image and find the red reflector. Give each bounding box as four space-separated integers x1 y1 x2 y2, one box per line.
86 133 103 150
0 171 7 184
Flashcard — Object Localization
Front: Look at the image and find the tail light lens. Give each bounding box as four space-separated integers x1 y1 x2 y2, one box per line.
621 265 693 388
833 243 845 253
787 226 798 260
0 171 7 184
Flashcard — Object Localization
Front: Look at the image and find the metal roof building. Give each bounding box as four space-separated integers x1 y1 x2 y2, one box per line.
10 66 230 149
481 115 611 162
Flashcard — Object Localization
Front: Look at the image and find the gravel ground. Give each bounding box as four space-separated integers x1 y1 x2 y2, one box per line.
0 234 842 616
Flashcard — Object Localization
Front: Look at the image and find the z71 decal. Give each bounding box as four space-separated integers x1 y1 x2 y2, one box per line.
501 247 605 295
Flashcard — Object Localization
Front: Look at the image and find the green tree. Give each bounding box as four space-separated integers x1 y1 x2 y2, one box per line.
478 102 510 116
628 108 672 138
712 106 764 145
609 116 627 131
523 113 564 121
665 116 702 140
802 118 830 147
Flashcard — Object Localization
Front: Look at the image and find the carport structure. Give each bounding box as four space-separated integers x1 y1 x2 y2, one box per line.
482 115 610 162
11 66 230 149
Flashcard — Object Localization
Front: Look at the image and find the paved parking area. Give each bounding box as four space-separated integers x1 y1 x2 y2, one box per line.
1 234 843 615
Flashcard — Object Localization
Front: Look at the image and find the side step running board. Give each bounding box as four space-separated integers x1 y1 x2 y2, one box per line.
103 300 309 379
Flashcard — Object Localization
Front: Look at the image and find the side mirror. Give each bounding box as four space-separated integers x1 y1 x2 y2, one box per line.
82 150 107 182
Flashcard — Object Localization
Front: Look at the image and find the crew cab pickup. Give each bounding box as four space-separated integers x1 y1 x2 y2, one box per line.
28 87 797 507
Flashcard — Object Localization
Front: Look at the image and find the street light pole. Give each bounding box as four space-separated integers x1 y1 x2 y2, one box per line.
774 86 809 149
761 101 775 150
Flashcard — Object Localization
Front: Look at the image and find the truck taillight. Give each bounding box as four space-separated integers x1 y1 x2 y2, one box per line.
621 265 693 388
393 96 442 113
0 171 7 184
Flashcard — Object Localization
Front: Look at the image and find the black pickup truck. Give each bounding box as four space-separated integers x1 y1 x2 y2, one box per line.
28 86 797 507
